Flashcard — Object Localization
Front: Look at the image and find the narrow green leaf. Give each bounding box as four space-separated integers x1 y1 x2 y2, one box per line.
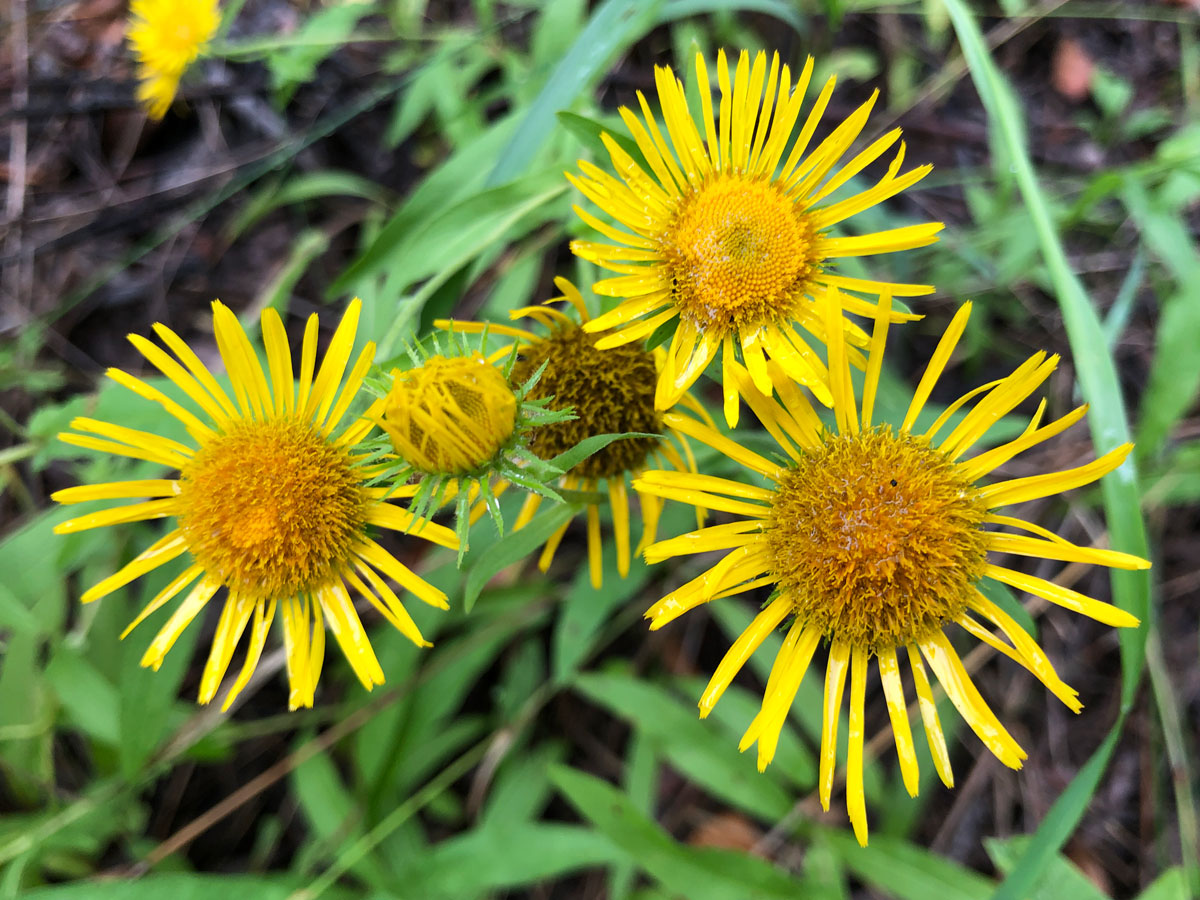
941 4 1151 897
23 874 300 900
575 671 793 820
463 502 580 613
399 823 623 898
1135 867 1190 900
823 829 993 900
486 0 665 185
224 171 388 243
656 0 806 32
329 119 518 294
551 765 811 900
1120 178 1200 458
556 111 650 171
44 646 120 747
544 432 659 476
985 835 1110 900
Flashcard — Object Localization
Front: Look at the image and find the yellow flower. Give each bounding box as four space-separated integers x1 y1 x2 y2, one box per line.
127 0 220 119
379 353 518 476
438 277 705 589
569 49 943 426
52 299 457 710
632 290 1148 845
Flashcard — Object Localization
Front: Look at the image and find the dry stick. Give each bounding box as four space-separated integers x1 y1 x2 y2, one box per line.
752 560 1090 857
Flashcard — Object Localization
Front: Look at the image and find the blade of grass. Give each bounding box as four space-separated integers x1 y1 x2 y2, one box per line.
941 3 1151 898
485 0 666 186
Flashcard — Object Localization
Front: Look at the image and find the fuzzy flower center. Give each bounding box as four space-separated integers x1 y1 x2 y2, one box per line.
660 175 823 334
511 325 662 479
766 426 989 652
380 354 517 476
176 419 366 598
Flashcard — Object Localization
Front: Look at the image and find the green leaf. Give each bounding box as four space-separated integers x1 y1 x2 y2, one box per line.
44 646 120 747
552 533 654 681
543 432 660 477
329 118 518 295
224 171 388 243
486 0 666 186
556 111 650 171
656 0 806 32
1135 867 1191 900
398 823 623 898
942 3 1151 897
985 835 1110 900
823 829 993 900
293 744 393 888
551 765 813 900
266 2 377 106
23 874 303 900
463 502 581 613
1120 178 1200 458
575 671 793 820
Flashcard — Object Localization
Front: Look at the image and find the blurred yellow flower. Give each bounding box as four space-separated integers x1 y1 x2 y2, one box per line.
634 290 1148 845
127 0 220 119
570 49 942 426
379 353 518 477
53 299 457 710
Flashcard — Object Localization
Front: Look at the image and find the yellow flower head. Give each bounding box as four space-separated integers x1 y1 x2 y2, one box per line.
379 353 518 477
53 299 458 710
127 0 220 119
633 290 1148 846
438 277 706 589
569 49 943 426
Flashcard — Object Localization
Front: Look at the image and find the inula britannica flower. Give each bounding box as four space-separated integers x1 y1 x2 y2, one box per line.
570 49 942 425
633 291 1148 844
53 300 457 710
439 278 706 588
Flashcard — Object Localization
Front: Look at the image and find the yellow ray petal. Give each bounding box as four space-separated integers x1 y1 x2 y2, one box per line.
699 594 791 717
819 640 851 810
980 443 1133 508
261 308 295 415
902 302 972 432
878 645 920 797
319 581 384 690
198 592 256 704
846 645 869 846
740 621 821 770
662 411 782 479
52 479 177 505
906 644 954 787
350 563 429 649
140 576 222 671
986 532 1149 570
919 630 1026 770
643 520 763 564
221 596 278 711
358 538 450 610
106 368 215 442
587 499 603 589
969 588 1082 712
121 564 204 638
80 530 188 603
985 564 1140 627
56 497 176 535
860 291 892 429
